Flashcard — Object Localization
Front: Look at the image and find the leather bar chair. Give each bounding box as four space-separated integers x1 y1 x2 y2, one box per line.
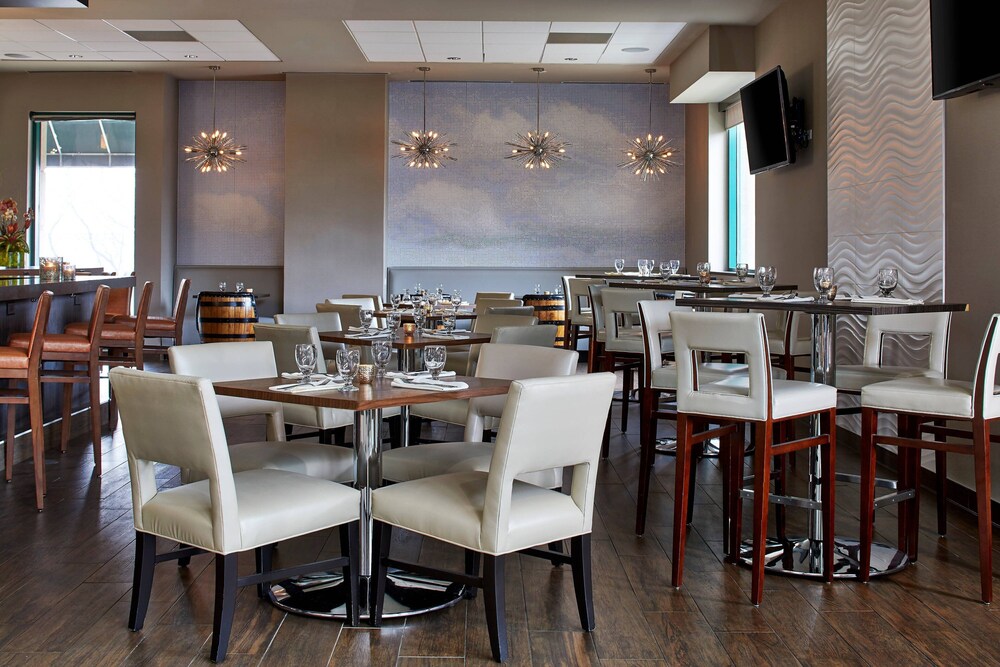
1 291 52 511
670 310 837 605
10 285 109 475
858 314 1000 603
561 277 603 351
168 341 355 484
370 373 616 662
110 368 361 662
114 277 191 354
491 325 557 347
837 312 953 535
601 287 658 434
104 283 133 323
586 284 607 375
763 310 811 379
389 343 579 480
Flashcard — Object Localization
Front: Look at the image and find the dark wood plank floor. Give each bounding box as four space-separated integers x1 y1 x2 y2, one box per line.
1 374 998 665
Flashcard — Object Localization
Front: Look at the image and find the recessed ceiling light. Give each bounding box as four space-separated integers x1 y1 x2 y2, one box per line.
622 47 650 53
184 55 199 59
4 53 30 59
564 57 578 61
446 56 461 60
68 54 84 59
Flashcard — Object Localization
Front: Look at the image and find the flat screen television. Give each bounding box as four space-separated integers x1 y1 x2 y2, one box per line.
739 65 794 175
930 0 1000 100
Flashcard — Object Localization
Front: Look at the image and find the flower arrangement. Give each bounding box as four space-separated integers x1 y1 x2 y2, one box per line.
0 198 31 266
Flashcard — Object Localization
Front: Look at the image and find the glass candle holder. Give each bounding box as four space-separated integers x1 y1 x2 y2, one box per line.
61 263 76 281
402 323 417 336
40 257 61 282
357 364 374 385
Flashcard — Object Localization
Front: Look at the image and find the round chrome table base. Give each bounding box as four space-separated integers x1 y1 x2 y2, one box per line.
737 537 909 579
655 437 721 458
269 569 465 620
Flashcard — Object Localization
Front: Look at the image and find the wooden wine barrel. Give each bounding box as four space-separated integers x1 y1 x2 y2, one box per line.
196 292 258 342
522 293 566 347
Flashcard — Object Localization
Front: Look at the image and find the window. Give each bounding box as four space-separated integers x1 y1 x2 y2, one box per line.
726 121 755 270
30 114 136 275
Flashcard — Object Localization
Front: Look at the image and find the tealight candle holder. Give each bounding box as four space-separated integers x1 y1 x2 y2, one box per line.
61 263 76 281
40 257 61 282
402 323 417 336
357 364 374 384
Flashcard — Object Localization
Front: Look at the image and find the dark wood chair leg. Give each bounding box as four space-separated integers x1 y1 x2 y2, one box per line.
407 416 423 446
255 544 274 599
128 531 156 630
933 416 948 536
483 554 508 663
89 362 103 472
28 379 46 510
547 539 564 567
620 359 631 432
388 415 401 449
369 521 392 626
319 429 333 445
4 404 14 483
821 409 836 583
601 406 611 460
726 424 747 563
570 534 595 631
635 388 656 535
972 417 993 604
750 421 773 606
687 441 703 526
341 523 360 626
859 407 878 583
210 553 238 663
671 414 694 588
60 376 73 454
464 549 481 599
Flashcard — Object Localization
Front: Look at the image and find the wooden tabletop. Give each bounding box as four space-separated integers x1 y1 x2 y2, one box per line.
320 329 491 349
676 296 970 316
606 279 798 294
213 375 511 411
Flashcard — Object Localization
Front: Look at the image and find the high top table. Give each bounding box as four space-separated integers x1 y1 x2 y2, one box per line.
214 375 511 619
675 295 969 579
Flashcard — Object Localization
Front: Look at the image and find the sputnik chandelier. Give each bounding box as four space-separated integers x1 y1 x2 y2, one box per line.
619 69 678 182
392 66 456 169
505 67 570 170
183 66 247 174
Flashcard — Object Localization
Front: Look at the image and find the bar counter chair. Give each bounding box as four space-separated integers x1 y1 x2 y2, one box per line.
561 277 603 351
670 310 837 606
110 368 361 662
601 287 658 435
10 285 109 475
114 277 190 355
859 313 1000 603
1 291 52 510
370 373 616 662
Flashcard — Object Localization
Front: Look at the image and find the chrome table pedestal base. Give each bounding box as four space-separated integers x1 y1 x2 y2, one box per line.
737 537 909 579
269 569 465 620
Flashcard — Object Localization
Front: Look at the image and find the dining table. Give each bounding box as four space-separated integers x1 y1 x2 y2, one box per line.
213 374 512 620
606 277 799 296
675 294 970 580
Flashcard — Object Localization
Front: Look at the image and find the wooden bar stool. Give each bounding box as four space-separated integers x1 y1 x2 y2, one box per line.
114 278 191 354
11 286 109 475
1 291 53 510
859 313 1000 603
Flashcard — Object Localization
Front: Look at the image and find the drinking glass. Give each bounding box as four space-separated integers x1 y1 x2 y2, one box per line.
386 310 401 334
424 345 447 379
426 291 438 313
757 265 777 296
736 263 749 282
390 294 402 311
659 261 669 276
412 306 426 336
218 281 227 291
442 309 457 333
534 283 541 295
359 308 374 333
235 282 245 293
877 268 898 297
813 267 834 302
667 259 681 276
451 288 462 306
614 258 625 274
696 261 712 285
294 343 317 383
372 340 392 377
637 259 646 276
336 348 360 391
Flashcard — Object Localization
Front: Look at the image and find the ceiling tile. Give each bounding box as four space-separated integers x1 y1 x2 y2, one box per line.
352 31 420 46
0 51 51 61
549 22 620 34
541 43 606 64
208 43 275 57
173 20 247 33
484 33 548 46
423 47 483 63
484 45 544 63
483 21 550 34
216 51 280 62
185 31 258 43
597 50 658 65
103 20 180 32
414 21 480 33
614 22 686 36
0 20 43 30
345 20 414 33
145 41 216 53
418 32 481 46
358 45 424 62
80 41 145 52
105 51 167 61
0 29 70 41
39 50 110 61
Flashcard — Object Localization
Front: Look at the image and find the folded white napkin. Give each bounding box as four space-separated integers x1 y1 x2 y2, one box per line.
391 378 469 392
385 370 457 379
851 295 924 305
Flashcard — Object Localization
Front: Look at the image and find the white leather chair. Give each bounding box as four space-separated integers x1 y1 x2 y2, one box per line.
762 310 811 379
316 302 363 330
369 373 616 662
476 298 523 313
334 295 384 326
274 312 346 362
670 310 837 606
387 343 579 486
858 314 1000 603
444 312 538 376
486 305 536 317
601 287 658 434
562 277 603 351
491 324 557 347
475 291 515 305
168 342 355 484
586 284 607 375
110 368 361 662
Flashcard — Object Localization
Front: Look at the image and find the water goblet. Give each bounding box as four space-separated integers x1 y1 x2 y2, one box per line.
336 348 360 391
534 283 541 295
637 259 646 276
614 258 625 274
451 288 462 306
813 267 834 302
359 308 374 334
412 306 426 336
235 282 245 293
426 291 438 313
424 345 447 379
696 261 712 285
218 281 227 291
736 263 749 282
390 293 402 311
294 343 317 384
757 265 777 296
877 268 898 297
667 259 681 276
372 340 392 378
387 310 401 334
442 309 457 333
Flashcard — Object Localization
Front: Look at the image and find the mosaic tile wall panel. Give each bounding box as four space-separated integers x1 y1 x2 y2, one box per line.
387 81 685 267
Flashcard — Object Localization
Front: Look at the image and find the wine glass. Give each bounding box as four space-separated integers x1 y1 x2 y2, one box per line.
294 343 317 383
426 291 438 313
667 259 681 276
451 288 462 306
359 308 374 334
372 340 392 378
659 261 669 276
877 268 898 297
386 310 401 334
235 282 245 293
442 309 457 333
757 265 777 296
736 263 749 282
636 259 646 276
813 267 834 302
614 258 625 274
424 345 447 379
412 306 426 336
696 261 712 285
336 348 360 391
390 293 402 311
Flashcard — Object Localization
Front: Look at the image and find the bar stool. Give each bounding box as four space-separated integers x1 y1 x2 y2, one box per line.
10 286 109 475
561 276 602 350
670 310 837 605
859 313 1000 603
1 291 52 510
114 278 190 354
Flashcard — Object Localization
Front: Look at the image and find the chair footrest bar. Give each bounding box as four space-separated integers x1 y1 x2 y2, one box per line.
237 555 351 588
873 489 916 509
739 488 822 510
835 471 898 490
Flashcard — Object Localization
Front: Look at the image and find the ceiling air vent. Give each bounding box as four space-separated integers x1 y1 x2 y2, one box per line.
123 30 197 42
545 33 612 45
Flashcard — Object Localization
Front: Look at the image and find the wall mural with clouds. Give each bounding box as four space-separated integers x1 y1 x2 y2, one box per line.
387 81 685 268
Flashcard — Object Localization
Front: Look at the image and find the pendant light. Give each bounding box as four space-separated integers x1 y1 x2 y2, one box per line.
183 66 247 174
391 66 456 168
505 67 570 170
619 68 678 181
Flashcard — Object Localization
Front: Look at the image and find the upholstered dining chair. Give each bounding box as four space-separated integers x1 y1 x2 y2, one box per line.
476 298 523 313
486 306 536 317
316 301 363 330
444 312 538 376
474 291 515 305
110 368 361 662
390 343 579 479
858 313 1000 603
168 341 355 483
762 310 811 380
369 373 616 662
601 287 658 433
491 325 557 347
274 311 346 364
561 277 603 351
670 310 837 606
